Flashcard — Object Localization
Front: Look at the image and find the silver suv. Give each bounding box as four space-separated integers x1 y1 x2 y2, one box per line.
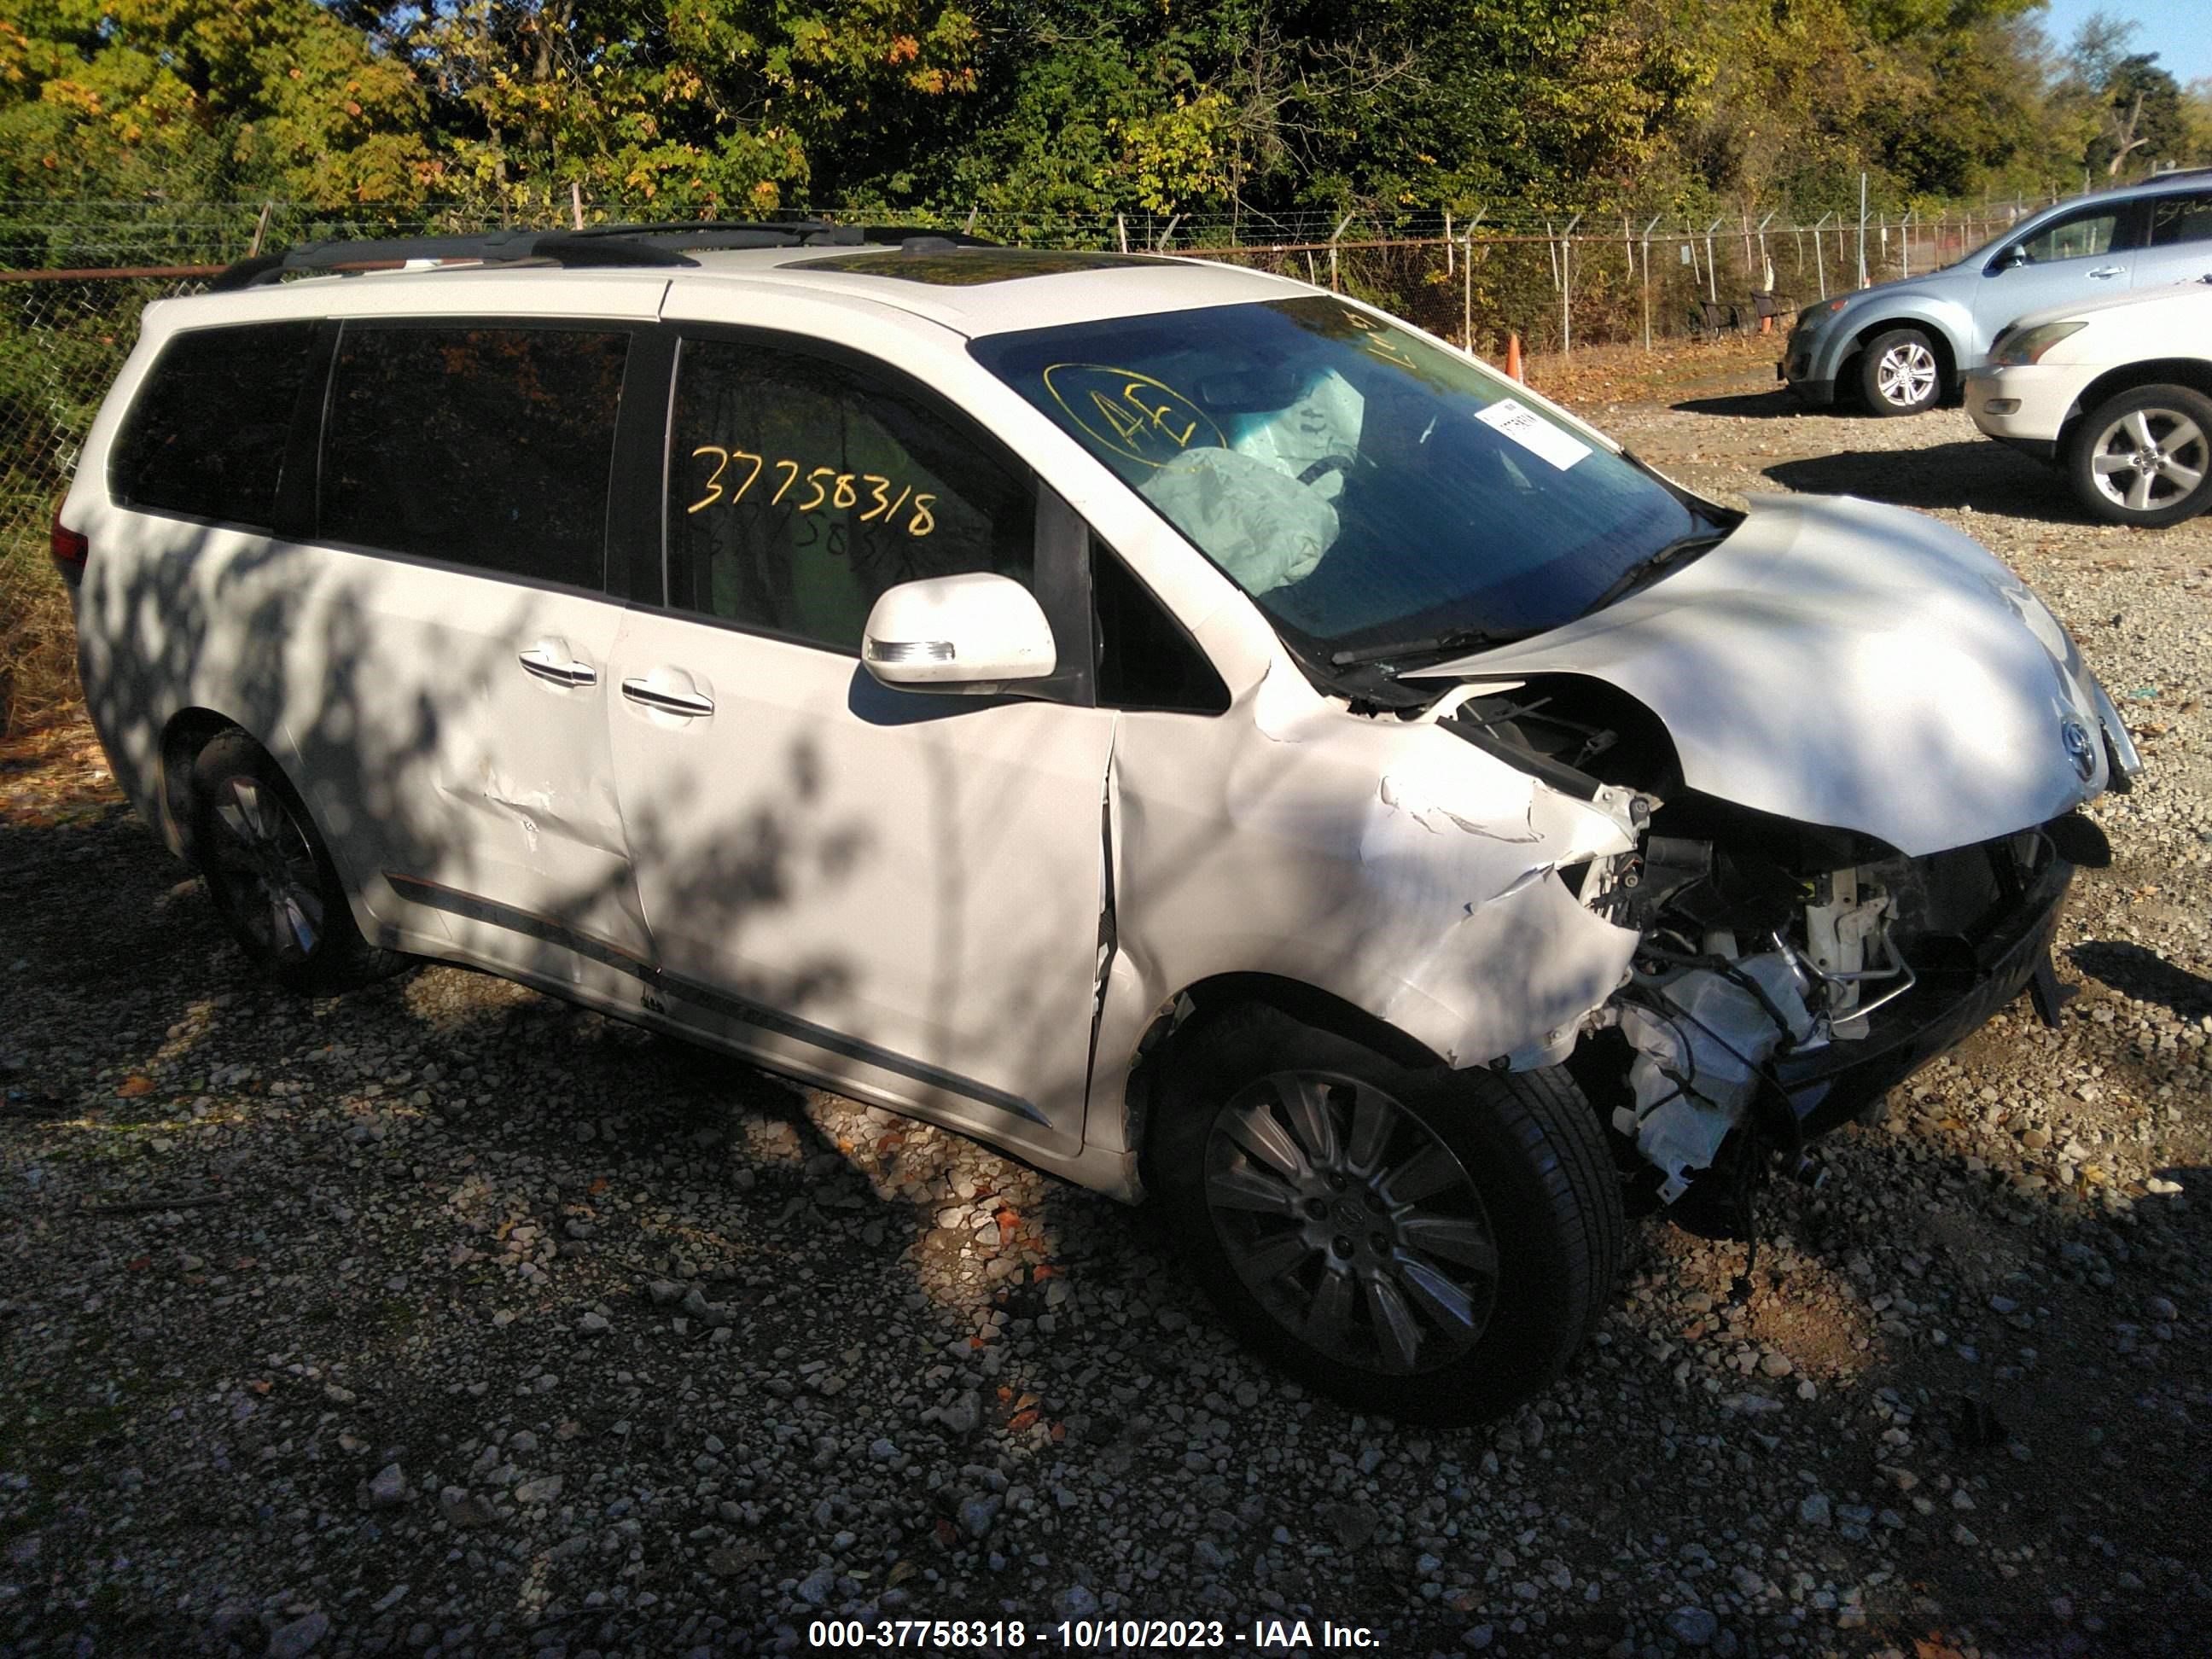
1784 172 2212 415
58 222 2139 1422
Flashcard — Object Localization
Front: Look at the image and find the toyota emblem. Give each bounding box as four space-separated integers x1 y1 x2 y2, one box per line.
2061 718 2098 783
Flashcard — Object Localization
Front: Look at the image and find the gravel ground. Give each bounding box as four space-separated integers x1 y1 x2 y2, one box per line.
3 344 2209 1659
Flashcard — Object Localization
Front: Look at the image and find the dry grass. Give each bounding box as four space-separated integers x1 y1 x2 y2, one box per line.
0 540 80 739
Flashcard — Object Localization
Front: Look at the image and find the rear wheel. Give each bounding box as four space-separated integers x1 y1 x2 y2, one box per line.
2067 384 2212 528
189 731 405 992
1150 1004 1622 1423
1856 327 1943 416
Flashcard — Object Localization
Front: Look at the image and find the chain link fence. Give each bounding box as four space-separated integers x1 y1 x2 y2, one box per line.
1 272 214 734
0 193 2056 735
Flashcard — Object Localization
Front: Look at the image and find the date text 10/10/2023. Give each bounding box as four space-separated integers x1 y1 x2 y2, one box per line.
805 1618 1382 1650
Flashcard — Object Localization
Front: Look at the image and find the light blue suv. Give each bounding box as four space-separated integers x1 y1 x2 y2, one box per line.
1782 171 2212 415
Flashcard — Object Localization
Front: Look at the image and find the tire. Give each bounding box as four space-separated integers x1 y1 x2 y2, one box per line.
2067 384 2212 528
188 731 405 992
1855 327 1942 416
1149 1004 1623 1423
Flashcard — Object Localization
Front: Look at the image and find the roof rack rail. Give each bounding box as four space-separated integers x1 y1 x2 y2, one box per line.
209 220 999 292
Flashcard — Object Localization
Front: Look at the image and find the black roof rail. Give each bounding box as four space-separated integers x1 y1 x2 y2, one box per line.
209 220 1000 292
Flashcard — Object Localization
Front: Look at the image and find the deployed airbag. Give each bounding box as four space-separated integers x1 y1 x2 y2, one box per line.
1141 447 1337 594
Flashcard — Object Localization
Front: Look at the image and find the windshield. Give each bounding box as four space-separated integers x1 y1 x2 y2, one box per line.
969 296 1724 660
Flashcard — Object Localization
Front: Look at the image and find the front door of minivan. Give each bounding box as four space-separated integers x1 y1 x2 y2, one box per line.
605 334 1113 1155
289 317 655 985
1972 202 2140 356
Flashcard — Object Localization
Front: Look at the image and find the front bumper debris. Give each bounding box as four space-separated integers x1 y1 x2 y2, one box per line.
1775 849 2073 1138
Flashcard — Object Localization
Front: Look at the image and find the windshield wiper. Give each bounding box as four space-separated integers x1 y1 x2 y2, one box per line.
1329 627 1518 669
1577 529 1731 618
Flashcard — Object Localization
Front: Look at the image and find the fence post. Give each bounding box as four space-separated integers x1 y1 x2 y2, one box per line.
1115 213 1127 254
1461 208 1484 352
1563 230 1573 358
1641 215 1661 352
1856 172 1868 288
1813 212 1829 300
1558 212 1581 357
1704 218 1720 304
1445 211 1453 276
247 201 273 259
1156 213 1180 252
570 181 585 230
1329 213 1353 291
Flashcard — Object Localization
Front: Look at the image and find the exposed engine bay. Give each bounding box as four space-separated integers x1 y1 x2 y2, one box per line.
1434 672 2075 1208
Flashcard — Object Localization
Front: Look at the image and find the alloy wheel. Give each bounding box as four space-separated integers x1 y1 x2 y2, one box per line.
1202 1070 1499 1375
1875 341 1937 408
2087 406 2208 515
204 777 324 962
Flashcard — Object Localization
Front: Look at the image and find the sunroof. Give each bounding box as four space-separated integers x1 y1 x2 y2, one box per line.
791 248 1176 287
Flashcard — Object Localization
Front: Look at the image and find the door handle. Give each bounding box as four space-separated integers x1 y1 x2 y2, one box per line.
620 677 715 718
2087 265 2126 279
517 643 598 688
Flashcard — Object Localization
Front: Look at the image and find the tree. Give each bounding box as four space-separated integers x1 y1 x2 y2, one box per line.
2055 12 2189 179
374 0 986 214
2091 54 2185 175
0 0 434 205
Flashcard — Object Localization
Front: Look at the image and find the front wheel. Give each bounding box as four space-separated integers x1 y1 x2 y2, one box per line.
1856 327 1943 416
1150 1005 1623 1423
2067 384 2212 528
189 731 405 992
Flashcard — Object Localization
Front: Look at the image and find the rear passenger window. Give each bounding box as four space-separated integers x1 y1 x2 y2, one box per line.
671 337 1034 654
2147 192 2212 247
319 325 627 590
108 321 317 528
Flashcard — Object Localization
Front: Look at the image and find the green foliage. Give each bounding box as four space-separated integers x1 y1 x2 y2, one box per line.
0 0 434 202
0 0 2204 232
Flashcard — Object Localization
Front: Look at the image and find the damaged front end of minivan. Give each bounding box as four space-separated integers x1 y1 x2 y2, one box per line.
1435 675 2099 1216
1413 494 2143 1215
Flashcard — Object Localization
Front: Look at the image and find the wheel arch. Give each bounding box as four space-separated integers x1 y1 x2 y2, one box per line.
2055 359 2212 457
157 707 250 859
1126 972 1452 1185
1845 316 1960 393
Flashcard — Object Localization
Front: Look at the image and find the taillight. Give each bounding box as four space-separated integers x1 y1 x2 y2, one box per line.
50 503 88 587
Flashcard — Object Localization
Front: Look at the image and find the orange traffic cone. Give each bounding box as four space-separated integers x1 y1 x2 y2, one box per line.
1505 332 1523 383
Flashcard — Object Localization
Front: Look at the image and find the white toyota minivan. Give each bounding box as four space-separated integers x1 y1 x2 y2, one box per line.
56 223 2140 1422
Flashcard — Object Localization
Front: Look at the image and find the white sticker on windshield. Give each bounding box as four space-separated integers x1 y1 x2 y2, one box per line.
1476 398 1591 471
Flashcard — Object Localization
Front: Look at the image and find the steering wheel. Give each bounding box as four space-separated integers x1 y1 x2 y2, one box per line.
1296 452 1352 486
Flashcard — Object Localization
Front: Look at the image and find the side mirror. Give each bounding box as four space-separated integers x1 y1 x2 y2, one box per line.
862 572 1057 692
1993 246 2029 272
